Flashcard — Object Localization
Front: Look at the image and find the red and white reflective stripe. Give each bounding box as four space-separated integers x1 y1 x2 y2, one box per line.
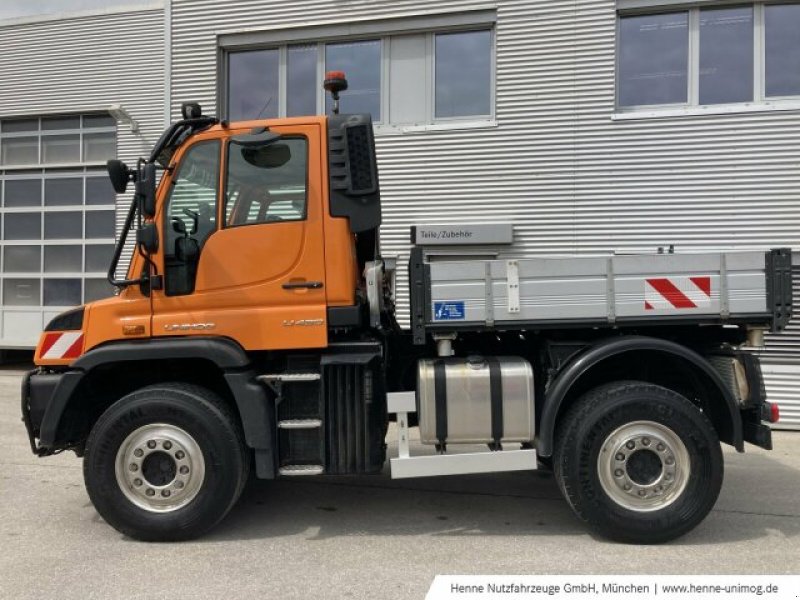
645 276 712 310
40 332 84 360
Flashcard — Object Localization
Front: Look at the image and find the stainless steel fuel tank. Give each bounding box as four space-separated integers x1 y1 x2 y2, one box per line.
417 356 535 446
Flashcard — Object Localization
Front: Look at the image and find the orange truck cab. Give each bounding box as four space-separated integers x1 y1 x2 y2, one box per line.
21 74 785 544
35 113 372 362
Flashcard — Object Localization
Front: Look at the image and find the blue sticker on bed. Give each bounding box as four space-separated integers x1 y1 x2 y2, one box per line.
433 301 466 321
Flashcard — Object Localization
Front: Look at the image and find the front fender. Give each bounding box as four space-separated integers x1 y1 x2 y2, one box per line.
34 337 265 451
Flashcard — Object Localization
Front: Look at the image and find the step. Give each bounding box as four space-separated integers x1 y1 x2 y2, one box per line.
258 373 321 383
279 464 324 476
278 419 322 430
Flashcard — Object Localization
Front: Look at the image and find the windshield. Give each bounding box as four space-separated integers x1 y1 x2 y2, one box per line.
165 141 220 251
108 116 219 288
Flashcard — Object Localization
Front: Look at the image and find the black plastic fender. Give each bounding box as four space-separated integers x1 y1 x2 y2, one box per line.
37 338 273 464
72 336 251 371
537 336 743 457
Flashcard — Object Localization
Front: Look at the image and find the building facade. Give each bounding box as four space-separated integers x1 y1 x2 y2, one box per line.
1 0 799 426
0 2 166 347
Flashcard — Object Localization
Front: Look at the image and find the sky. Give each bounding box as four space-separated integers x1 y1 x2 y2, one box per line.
0 0 162 21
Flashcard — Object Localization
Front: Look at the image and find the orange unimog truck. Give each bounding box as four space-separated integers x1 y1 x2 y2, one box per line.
22 73 788 543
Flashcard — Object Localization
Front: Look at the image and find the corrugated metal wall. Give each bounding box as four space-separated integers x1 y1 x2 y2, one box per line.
0 7 165 159
0 6 166 268
171 0 800 427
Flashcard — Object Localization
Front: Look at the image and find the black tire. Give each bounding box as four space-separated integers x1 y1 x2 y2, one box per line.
84 383 249 541
554 381 723 544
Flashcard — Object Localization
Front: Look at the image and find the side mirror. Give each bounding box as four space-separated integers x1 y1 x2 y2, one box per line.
107 160 131 193
136 222 159 253
135 162 158 218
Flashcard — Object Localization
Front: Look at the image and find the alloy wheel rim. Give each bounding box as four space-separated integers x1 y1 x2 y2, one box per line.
597 420 690 512
114 423 205 513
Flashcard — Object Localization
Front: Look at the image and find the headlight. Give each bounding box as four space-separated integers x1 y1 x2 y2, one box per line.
44 307 85 332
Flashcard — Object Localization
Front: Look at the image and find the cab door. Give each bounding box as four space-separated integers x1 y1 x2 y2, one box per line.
151 123 328 350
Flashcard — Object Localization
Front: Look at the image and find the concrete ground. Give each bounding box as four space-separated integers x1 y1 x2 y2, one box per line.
1 367 799 600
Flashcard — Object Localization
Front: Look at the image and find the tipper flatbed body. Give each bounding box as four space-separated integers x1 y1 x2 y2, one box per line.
21 74 789 543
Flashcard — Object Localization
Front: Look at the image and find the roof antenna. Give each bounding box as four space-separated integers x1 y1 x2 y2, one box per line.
323 71 348 115
255 96 274 120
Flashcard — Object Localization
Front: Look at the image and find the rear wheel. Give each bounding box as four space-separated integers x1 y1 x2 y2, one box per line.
554 381 723 543
84 383 248 541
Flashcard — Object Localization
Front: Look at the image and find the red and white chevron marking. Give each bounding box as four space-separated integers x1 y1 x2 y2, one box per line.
40 331 84 360
645 276 712 310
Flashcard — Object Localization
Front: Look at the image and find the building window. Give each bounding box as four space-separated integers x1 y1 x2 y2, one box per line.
619 12 690 107
228 49 279 122
435 30 493 118
618 3 800 110
223 27 494 127
324 40 382 119
699 7 754 105
0 113 117 325
287 44 318 117
765 4 800 96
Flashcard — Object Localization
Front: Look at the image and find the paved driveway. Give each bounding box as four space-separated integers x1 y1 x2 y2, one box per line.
2 368 799 600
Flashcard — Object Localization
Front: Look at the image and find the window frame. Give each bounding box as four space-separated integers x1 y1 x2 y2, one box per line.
431 29 496 123
615 2 800 116
219 21 496 130
616 9 692 111
222 134 310 230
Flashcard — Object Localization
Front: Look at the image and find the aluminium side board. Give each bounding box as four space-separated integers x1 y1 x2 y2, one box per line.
409 242 791 341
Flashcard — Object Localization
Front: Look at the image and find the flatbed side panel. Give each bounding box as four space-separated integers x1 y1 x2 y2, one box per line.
427 252 769 327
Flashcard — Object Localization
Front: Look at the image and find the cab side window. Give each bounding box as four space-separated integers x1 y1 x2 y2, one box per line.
163 140 220 296
225 137 307 227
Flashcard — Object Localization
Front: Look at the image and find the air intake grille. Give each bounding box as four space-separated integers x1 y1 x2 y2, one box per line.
346 125 376 193
323 359 386 475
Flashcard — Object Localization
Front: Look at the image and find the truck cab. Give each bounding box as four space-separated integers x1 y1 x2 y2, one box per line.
36 109 380 363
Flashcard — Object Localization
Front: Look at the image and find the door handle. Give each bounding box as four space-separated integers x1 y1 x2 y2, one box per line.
282 281 324 290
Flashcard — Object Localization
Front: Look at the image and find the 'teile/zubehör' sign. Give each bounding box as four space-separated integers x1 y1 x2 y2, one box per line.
411 223 514 246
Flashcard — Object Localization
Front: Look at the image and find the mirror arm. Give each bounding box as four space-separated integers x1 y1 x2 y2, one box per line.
136 238 161 293
108 198 146 287
136 159 144 228
108 198 160 289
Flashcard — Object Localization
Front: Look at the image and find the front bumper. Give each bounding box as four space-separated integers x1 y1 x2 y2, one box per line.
21 369 81 456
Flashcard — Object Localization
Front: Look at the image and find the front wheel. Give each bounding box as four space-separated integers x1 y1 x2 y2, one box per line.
84 383 249 541
554 381 723 544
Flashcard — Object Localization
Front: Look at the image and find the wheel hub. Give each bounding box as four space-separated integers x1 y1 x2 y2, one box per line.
142 451 178 486
115 423 205 513
626 449 662 486
597 421 690 512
